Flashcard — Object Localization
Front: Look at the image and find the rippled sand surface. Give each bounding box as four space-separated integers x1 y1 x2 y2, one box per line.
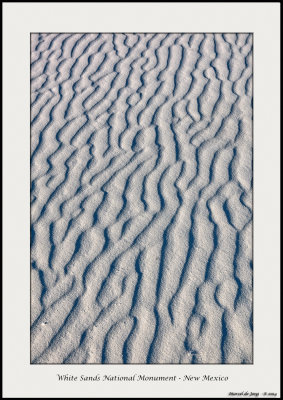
31 33 253 364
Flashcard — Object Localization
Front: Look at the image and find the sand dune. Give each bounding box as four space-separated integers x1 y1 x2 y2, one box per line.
31 33 253 364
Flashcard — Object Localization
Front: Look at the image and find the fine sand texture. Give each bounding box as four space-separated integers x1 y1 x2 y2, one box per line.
31 33 253 364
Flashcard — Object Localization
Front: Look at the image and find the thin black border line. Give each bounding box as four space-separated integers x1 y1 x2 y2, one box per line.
30 32 254 366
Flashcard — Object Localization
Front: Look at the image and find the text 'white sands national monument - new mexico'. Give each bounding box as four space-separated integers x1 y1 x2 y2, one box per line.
31 33 253 364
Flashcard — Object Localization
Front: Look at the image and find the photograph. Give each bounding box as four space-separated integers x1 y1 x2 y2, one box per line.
30 31 253 366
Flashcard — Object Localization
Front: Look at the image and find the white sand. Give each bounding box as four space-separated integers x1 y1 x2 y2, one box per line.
30 33 253 364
